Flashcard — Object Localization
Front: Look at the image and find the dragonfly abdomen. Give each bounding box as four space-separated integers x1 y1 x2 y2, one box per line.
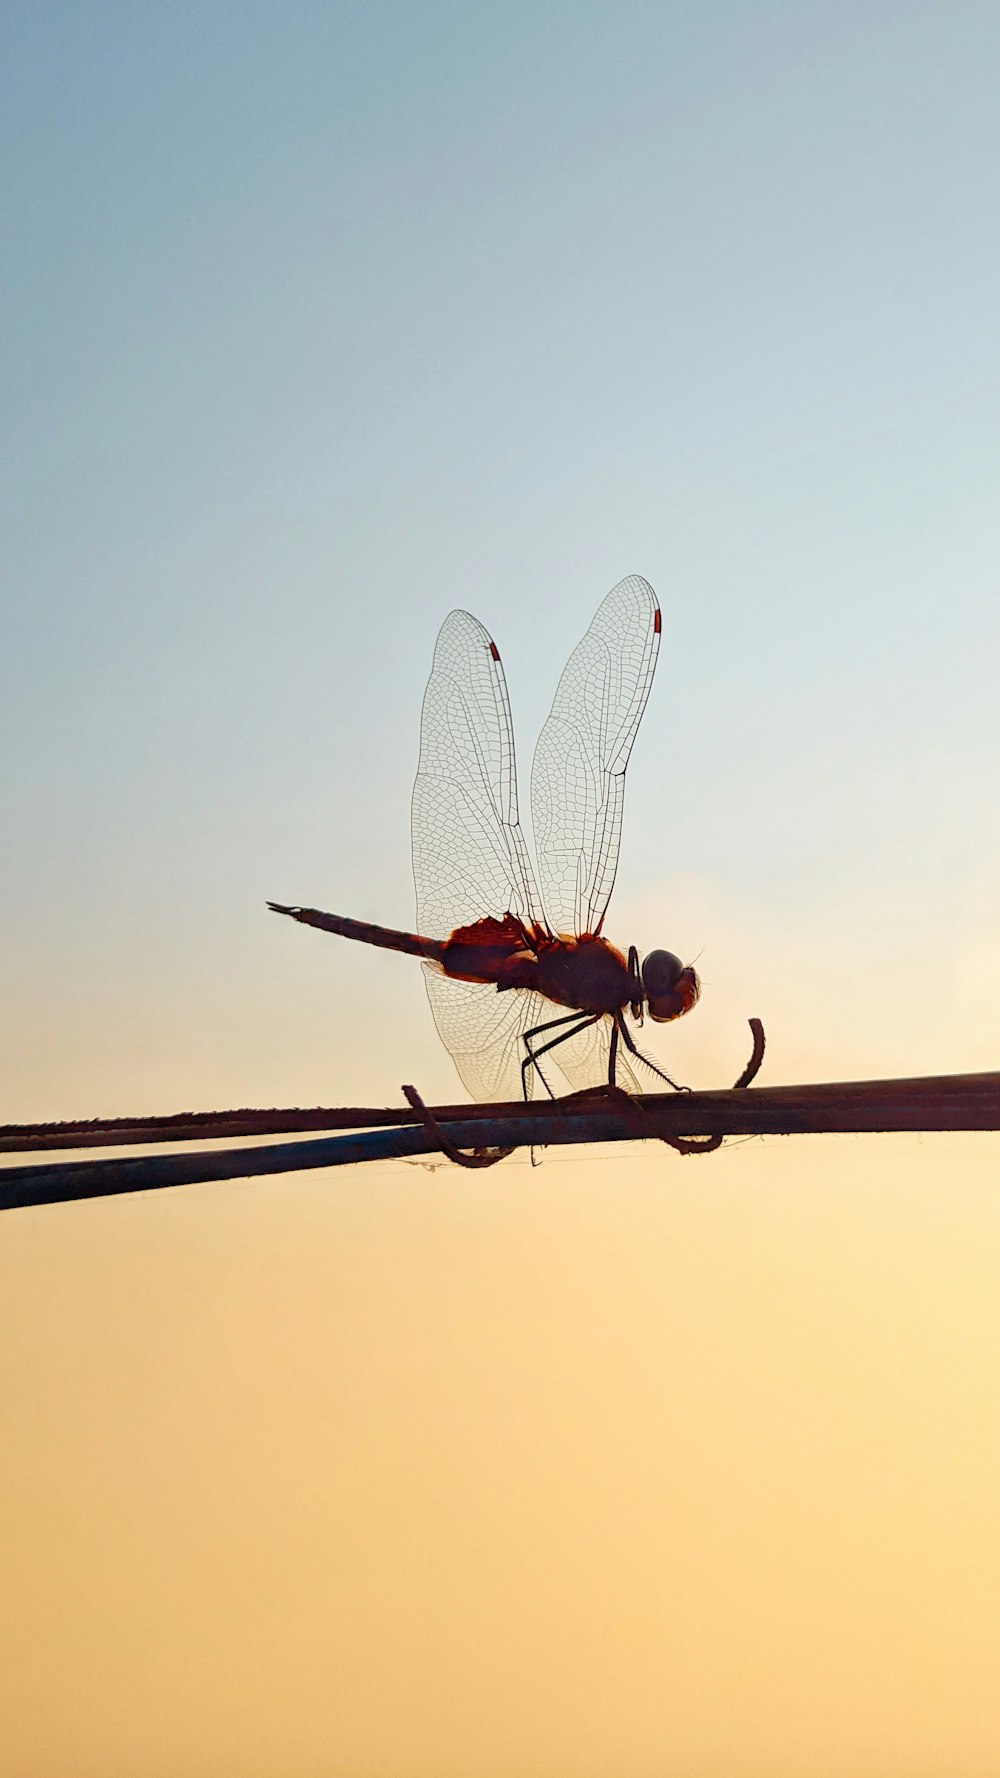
269 902 633 1020
438 914 541 987
267 903 445 961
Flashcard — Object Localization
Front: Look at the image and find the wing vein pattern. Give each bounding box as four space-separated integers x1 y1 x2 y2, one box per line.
530 575 660 938
412 609 546 1101
551 1016 645 1096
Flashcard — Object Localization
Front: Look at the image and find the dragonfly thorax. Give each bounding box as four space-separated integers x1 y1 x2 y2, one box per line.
528 932 634 1016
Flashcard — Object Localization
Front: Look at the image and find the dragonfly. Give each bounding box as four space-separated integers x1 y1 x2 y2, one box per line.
269 575 701 1101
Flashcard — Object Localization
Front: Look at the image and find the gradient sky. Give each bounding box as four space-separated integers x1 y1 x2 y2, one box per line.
3 4 1000 1773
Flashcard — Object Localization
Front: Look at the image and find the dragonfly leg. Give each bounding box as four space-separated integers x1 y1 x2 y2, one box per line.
520 1009 585 1100
521 1012 599 1100
608 1017 619 1086
616 1014 690 1092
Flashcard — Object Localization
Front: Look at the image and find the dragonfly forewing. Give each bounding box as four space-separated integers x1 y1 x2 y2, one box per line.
530 575 661 939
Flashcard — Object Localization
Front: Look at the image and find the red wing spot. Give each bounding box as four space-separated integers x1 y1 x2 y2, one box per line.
653 608 661 633
489 640 500 661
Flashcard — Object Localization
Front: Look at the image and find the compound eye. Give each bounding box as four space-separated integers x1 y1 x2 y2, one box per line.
641 950 683 998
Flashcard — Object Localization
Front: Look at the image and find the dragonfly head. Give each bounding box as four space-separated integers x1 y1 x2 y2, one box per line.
642 950 701 1023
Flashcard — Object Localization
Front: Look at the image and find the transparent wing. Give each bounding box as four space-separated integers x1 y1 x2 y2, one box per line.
413 609 547 1100
422 969 548 1102
530 576 660 938
551 1016 645 1095
412 609 544 939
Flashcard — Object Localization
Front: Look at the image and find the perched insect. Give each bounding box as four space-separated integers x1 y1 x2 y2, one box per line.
270 575 700 1099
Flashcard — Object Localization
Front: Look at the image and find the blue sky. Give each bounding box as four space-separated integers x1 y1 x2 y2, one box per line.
3 1 999 1114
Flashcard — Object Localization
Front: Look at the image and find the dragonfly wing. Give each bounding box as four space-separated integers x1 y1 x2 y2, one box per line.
421 969 548 1102
551 1016 645 1095
413 609 544 940
413 610 548 1099
530 576 661 938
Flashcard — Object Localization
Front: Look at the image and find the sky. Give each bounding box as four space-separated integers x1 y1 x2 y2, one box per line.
2 2 1000 1772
